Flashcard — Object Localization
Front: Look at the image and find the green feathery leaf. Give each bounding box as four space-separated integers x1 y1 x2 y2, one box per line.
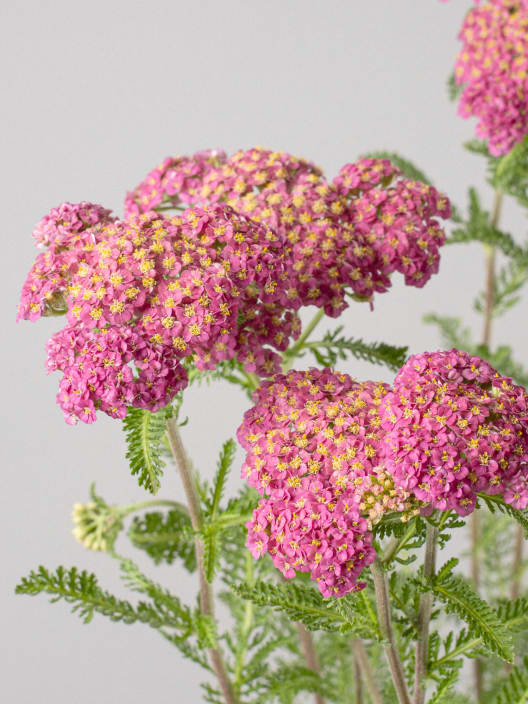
496 656 528 704
201 439 238 583
303 327 408 372
233 580 374 635
15 565 188 631
128 509 196 570
447 187 527 263
427 560 514 662
209 439 237 520
122 406 174 494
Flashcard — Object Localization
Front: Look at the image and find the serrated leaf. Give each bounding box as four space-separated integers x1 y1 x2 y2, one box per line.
15 564 191 632
209 439 237 520
234 580 345 632
128 509 196 570
429 561 513 663
122 406 174 494
496 656 528 704
301 327 407 372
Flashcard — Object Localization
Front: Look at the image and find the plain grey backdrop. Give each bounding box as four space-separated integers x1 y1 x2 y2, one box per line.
3 0 528 701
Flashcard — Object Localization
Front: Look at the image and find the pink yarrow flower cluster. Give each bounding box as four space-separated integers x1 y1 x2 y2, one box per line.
452 0 528 156
380 349 528 515
124 149 227 216
20 203 299 423
18 202 115 321
126 148 451 316
237 368 417 597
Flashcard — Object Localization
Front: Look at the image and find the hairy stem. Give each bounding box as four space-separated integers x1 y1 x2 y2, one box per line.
351 639 383 704
166 418 238 704
370 559 411 704
354 655 363 704
413 522 438 704
482 189 503 348
295 623 326 704
471 187 503 700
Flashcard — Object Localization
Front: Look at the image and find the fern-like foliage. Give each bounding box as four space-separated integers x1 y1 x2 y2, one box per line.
426 559 514 663
258 663 328 704
302 327 408 372
15 565 189 631
474 260 528 319
206 439 237 521
233 579 378 636
118 557 195 633
447 187 527 262
496 657 528 704
465 137 528 209
122 405 175 494
201 439 238 583
128 509 196 570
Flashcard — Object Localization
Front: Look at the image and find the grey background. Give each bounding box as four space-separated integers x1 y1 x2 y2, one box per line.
2 0 527 701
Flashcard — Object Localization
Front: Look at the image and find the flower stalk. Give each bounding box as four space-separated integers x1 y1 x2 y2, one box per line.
351 639 383 704
472 186 504 700
370 559 411 704
413 521 438 704
166 417 238 704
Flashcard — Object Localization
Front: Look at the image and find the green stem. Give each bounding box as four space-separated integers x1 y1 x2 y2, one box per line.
370 560 412 704
283 308 325 370
413 522 438 704
166 418 238 704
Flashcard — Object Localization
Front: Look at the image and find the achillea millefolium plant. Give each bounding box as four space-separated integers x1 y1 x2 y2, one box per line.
16 2 528 702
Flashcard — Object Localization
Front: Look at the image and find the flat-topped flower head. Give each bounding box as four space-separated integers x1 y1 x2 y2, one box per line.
18 202 115 321
453 0 528 155
47 325 188 424
380 349 528 514
21 202 301 422
32 201 114 248
334 159 451 290
238 368 418 595
124 150 227 217
125 150 451 317
247 490 376 597
62 206 298 376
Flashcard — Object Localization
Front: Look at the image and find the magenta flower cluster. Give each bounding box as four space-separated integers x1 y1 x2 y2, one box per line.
237 354 528 596
18 202 115 321
452 0 528 156
237 369 416 597
380 349 528 514
126 148 451 316
20 203 298 423
19 148 450 425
